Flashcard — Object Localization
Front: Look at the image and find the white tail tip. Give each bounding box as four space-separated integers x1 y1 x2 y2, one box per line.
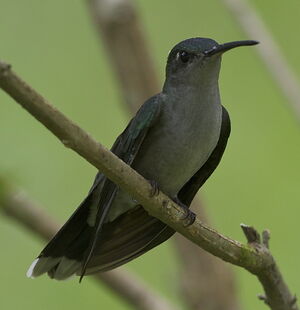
26 258 39 278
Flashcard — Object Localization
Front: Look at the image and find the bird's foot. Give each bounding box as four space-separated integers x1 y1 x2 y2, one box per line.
149 180 160 197
173 197 196 227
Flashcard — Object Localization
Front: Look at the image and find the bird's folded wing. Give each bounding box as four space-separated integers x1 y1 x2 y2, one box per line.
84 206 174 274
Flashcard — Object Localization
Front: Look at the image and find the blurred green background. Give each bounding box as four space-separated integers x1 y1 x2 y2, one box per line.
0 1 299 309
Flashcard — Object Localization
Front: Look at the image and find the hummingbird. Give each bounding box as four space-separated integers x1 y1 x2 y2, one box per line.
27 37 258 281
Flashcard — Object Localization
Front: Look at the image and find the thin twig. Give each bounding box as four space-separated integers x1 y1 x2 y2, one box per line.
0 61 297 310
0 183 176 310
222 0 300 120
240 224 298 310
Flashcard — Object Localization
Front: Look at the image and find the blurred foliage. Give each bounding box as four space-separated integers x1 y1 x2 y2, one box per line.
0 1 299 309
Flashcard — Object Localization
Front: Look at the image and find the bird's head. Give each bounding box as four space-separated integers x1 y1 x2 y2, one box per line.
164 37 258 90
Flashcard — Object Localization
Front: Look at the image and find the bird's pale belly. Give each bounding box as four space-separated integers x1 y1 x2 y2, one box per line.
135 128 220 195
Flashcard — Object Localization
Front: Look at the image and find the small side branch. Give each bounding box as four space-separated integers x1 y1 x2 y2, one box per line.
0 62 298 310
241 224 298 310
241 223 261 244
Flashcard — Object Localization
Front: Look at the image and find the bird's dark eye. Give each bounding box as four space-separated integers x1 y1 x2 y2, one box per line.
179 51 190 63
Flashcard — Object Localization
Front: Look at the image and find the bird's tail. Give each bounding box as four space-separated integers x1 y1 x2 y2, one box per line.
26 192 95 280
26 186 175 280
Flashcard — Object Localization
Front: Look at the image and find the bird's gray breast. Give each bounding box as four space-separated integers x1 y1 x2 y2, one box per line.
133 95 222 196
106 94 222 222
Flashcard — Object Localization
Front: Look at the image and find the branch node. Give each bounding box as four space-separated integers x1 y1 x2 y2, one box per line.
180 209 196 227
262 229 271 249
258 294 270 305
61 139 72 148
240 223 261 244
0 61 12 77
290 295 298 307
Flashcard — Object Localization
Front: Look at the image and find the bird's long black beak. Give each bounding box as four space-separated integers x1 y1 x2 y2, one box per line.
204 40 259 56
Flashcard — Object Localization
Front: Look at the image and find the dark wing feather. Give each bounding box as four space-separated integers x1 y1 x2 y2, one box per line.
79 95 162 278
178 105 231 205
39 181 103 259
85 207 168 273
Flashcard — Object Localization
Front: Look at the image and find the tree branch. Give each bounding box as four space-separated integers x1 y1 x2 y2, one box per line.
0 181 176 310
0 62 298 310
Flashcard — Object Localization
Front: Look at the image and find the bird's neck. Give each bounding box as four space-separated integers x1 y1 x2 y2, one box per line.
162 77 221 117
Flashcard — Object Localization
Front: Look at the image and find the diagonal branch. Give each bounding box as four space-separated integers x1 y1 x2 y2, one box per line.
0 61 298 310
0 181 176 310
